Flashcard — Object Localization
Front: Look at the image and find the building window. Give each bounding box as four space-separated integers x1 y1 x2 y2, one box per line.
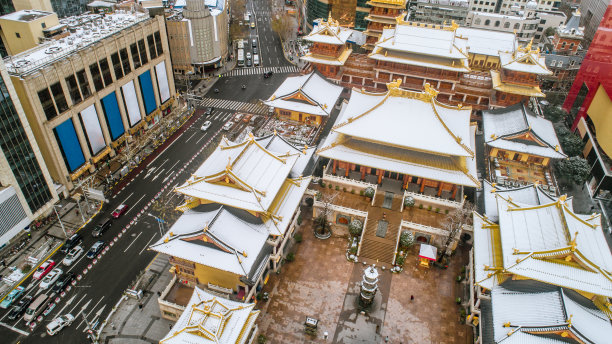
495 20 500 27
89 63 104 92
558 61 563 67
120 48 131 75
15 32 20 38
147 34 157 59
154 31 163 56
484 19 490 26
111 52 123 79
65 75 82 105
138 39 148 65
50 82 68 113
37 88 57 120
130 43 141 70
99 58 113 86
514 23 520 30
474 18 481 25
504 22 510 28
76 69 91 99
41 22 46 28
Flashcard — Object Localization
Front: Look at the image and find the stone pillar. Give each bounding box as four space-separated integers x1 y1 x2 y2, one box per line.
377 170 383 184
420 178 426 193
402 174 409 189
332 160 337 174
360 166 366 181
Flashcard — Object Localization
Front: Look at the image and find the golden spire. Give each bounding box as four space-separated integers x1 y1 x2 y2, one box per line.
226 156 232 171
569 231 579 251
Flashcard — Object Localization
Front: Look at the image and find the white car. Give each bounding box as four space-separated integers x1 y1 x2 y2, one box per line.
46 314 74 336
246 52 252 60
39 268 63 290
62 245 84 266
200 121 211 131
222 122 233 131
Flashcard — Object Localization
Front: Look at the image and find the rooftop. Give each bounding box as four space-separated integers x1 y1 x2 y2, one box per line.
3 10 149 76
498 43 552 75
160 286 259 344
0 9 54 22
304 15 353 45
455 27 517 57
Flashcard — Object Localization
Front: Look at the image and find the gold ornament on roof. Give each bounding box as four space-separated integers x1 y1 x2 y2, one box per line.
424 82 440 99
569 231 578 251
443 20 460 31
226 156 232 170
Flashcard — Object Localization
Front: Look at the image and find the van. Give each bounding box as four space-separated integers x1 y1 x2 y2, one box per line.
252 39 257 47
92 217 112 237
254 55 260 66
24 294 50 322
61 234 82 253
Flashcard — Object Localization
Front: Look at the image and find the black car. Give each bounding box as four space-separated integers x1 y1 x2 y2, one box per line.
52 272 75 294
253 47 258 55
60 234 82 253
205 107 213 116
7 295 33 320
246 59 252 67
263 71 273 78
86 240 106 259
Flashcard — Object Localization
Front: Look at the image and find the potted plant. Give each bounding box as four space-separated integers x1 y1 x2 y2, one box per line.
399 230 415 249
364 187 375 199
348 219 364 237
404 196 415 209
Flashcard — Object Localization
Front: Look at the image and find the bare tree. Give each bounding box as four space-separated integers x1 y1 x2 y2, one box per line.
271 14 292 42
314 190 339 236
440 201 476 259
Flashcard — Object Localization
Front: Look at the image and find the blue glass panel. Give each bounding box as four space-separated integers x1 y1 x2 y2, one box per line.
53 119 85 173
138 70 157 115
101 92 125 141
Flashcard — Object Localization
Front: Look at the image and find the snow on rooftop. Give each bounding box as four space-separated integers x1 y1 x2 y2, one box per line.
376 23 469 60
456 27 517 57
3 10 149 75
0 9 54 22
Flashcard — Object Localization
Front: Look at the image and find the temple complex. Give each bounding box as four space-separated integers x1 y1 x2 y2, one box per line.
301 15 552 112
363 0 407 50
151 133 313 307
313 80 478 264
483 103 565 190
300 16 353 79
264 71 343 127
468 187 612 343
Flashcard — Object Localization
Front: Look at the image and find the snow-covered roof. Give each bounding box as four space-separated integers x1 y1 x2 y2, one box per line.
499 47 552 75
160 286 259 344
4 10 149 76
375 22 469 60
455 27 517 57
487 283 612 344
264 72 343 117
304 16 353 45
255 133 315 178
483 103 566 159
482 180 563 222
558 11 583 38
150 205 271 278
175 136 302 213
474 195 612 297
0 9 53 22
317 81 479 188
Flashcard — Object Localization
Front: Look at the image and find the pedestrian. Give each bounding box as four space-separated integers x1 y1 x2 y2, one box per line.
411 295 414 301
385 336 389 342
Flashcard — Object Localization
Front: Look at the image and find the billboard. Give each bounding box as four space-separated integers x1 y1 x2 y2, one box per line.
54 118 85 173
101 91 125 141
155 61 170 104
121 80 142 127
79 104 106 155
138 70 157 115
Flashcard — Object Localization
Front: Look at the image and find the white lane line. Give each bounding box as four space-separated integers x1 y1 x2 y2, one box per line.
0 322 29 336
195 133 209 145
118 192 134 206
148 137 180 166
139 233 158 255
76 296 105 330
167 160 180 173
67 295 89 315
184 131 198 143
125 195 145 215
55 295 76 316
124 231 143 253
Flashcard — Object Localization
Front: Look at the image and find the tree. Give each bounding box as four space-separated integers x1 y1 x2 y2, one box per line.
543 105 567 123
440 201 476 259
559 132 584 157
271 14 291 42
313 191 339 237
363 187 375 198
349 219 363 236
543 26 556 38
403 196 415 208
399 230 415 249
555 156 590 185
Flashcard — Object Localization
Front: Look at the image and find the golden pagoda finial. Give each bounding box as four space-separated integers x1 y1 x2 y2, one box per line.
490 188 496 193
526 37 533 51
395 13 405 24
386 78 402 95
273 129 277 135
534 180 540 186
169 231 174 236
423 83 440 100
243 250 248 257
504 321 511 327
567 314 573 327
555 145 560 151
559 194 567 203
569 231 578 251
226 156 232 170
164 237 169 243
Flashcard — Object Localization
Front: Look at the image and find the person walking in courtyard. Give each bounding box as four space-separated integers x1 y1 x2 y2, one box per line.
411 295 414 301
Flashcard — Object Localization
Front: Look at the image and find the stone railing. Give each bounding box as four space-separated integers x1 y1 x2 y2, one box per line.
158 276 186 313
323 168 378 192
313 199 369 219
400 220 448 238
208 282 232 295
356 216 369 257
403 190 463 210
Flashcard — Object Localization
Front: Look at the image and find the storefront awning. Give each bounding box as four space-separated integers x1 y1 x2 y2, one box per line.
419 244 438 261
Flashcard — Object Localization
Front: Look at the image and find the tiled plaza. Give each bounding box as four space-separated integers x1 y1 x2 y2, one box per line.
256 210 474 343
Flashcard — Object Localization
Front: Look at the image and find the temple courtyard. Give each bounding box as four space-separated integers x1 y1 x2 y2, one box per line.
256 207 474 343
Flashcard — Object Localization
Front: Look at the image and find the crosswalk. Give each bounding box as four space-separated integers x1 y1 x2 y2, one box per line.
199 98 270 115
222 65 299 77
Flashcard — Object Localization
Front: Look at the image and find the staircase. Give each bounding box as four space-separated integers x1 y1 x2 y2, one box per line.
358 192 403 264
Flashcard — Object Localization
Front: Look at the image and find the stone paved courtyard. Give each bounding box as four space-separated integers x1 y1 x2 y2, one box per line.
256 209 474 343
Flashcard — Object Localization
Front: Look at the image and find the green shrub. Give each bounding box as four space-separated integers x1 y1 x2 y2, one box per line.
404 196 415 208
349 219 364 236
349 245 358 255
445 209 449 214
320 182 326 188
294 233 303 243
456 275 463 282
360 190 364 196
258 334 267 344
351 189 355 194
399 230 415 248
335 185 340 191
285 252 295 262
455 297 462 304
305 197 314 206
328 183 332 189
319 179 324 187
435 208 440 213
343 187 347 192
364 187 375 198
428 205 432 211
297 214 303 225
395 254 405 266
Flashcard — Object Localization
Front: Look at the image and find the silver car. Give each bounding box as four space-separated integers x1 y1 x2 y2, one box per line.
62 245 84 266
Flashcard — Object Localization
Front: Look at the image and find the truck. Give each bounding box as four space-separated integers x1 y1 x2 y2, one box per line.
253 54 260 66
237 49 244 67
237 40 244 50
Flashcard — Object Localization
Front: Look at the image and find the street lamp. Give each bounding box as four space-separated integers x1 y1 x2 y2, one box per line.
147 213 166 238
53 204 67 238
79 303 99 344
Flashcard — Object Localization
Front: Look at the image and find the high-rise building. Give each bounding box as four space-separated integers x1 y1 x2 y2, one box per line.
580 0 609 46
165 0 229 74
0 58 58 246
413 0 469 25
306 0 372 30
4 9 176 193
467 0 557 14
563 1 612 200
49 0 89 18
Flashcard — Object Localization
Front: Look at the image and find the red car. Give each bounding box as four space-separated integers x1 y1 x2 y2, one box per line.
33 260 56 280
111 204 129 218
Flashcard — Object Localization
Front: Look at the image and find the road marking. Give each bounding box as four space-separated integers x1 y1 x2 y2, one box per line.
151 168 166 182
124 231 143 252
125 195 146 215
55 295 76 316
76 297 105 330
196 133 209 145
139 233 158 255
67 294 89 315
167 160 180 173
118 192 134 206
0 321 29 336
148 137 179 166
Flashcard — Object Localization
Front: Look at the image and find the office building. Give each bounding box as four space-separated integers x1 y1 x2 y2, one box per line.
0 9 60 55
413 0 469 25
3 9 176 193
306 0 372 30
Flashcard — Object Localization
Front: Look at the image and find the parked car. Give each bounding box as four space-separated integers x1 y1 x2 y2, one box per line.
246 59 252 67
253 47 258 55
246 52 251 60
33 260 56 280
242 114 252 123
86 241 105 259
60 234 82 254
92 217 112 237
252 38 257 47
250 22 255 29
201 121 212 131
24 294 50 323
111 204 128 219
39 268 63 290
205 107 213 116
0 286 25 309
222 122 234 131
62 245 84 266
7 295 32 320
233 113 243 122
52 273 75 294
46 314 74 336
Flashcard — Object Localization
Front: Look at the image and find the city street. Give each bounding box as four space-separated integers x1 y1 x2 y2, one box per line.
0 0 297 341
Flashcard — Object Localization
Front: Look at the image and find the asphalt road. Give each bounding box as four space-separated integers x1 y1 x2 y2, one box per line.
0 1 295 341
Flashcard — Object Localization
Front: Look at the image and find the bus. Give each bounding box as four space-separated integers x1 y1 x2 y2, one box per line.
237 49 244 67
237 40 244 50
